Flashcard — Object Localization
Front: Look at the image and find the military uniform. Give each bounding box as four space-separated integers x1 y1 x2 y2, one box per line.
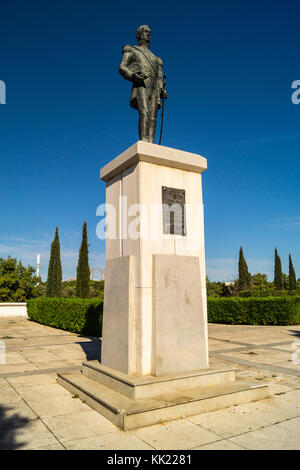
119 44 164 143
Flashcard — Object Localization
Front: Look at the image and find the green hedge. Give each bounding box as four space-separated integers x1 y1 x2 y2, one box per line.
237 289 300 298
27 295 300 335
207 296 300 325
27 298 103 336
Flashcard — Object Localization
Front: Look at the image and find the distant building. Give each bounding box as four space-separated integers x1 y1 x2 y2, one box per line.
90 268 105 281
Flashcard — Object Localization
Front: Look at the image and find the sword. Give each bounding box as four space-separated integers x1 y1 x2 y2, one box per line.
159 74 166 145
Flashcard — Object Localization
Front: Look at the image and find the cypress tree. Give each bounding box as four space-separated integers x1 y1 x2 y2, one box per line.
76 221 90 298
46 227 62 297
289 254 297 290
274 248 283 290
46 239 55 297
238 246 251 289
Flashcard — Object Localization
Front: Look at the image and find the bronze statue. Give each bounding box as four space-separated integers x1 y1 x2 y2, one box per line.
119 25 168 143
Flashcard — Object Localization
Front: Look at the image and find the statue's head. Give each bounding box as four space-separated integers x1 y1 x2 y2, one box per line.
136 25 151 43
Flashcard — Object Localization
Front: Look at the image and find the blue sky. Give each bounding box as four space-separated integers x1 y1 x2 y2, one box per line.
0 0 299 281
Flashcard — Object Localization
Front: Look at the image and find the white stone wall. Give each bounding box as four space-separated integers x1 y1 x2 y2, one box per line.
0 303 27 317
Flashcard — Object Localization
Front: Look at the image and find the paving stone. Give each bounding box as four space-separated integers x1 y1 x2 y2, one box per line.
4 352 31 365
223 392 300 425
35 443 65 450
208 324 300 346
43 410 118 442
36 360 80 370
7 373 57 389
17 383 72 400
0 418 60 450
236 370 295 395
0 399 36 421
275 361 300 371
0 378 11 391
188 405 270 438
20 349 62 363
54 352 88 362
0 389 22 404
194 439 245 450
132 420 222 450
221 349 291 366
208 356 243 370
0 363 40 375
25 393 91 418
206 339 240 351
276 416 300 434
65 432 153 450
229 423 300 450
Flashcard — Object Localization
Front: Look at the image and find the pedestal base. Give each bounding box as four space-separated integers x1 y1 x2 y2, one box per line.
57 361 269 431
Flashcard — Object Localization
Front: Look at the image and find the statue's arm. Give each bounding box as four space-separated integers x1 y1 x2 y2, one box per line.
157 58 163 91
119 46 135 82
158 58 168 99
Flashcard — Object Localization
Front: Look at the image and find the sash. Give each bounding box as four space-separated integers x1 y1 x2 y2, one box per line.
133 46 158 75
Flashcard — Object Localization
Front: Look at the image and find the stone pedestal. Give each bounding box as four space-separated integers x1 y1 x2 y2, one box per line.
100 141 208 376
58 141 269 430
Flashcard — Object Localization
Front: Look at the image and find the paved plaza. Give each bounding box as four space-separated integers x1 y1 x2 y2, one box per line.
0 316 300 450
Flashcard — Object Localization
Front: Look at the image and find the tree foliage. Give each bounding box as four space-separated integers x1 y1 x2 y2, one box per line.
274 248 283 290
46 227 62 297
289 254 297 290
238 246 251 289
206 277 224 297
251 273 269 289
34 280 103 299
0 256 39 302
76 221 90 298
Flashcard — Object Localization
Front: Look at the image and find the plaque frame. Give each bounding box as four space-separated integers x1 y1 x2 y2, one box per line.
162 186 186 236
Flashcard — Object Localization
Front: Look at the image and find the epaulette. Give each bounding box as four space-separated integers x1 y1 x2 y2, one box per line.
157 57 163 66
122 44 132 53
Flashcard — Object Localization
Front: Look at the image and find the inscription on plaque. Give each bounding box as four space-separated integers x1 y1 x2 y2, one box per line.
162 186 186 236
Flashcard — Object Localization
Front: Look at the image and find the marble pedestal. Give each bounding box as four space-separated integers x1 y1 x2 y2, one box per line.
58 142 269 429
100 141 209 376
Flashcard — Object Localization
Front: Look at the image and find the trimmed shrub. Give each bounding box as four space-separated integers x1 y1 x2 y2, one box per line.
207 296 300 325
237 289 300 298
27 297 103 336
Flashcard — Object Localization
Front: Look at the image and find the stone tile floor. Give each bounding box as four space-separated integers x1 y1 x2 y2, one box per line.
0 316 300 450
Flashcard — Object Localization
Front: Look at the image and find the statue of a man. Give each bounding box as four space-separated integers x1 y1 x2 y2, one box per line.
119 25 168 143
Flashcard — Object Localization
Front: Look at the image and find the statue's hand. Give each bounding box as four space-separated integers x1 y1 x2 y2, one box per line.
161 90 168 99
132 73 145 86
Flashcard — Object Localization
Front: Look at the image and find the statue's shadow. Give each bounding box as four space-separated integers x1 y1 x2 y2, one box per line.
76 338 102 362
288 329 300 339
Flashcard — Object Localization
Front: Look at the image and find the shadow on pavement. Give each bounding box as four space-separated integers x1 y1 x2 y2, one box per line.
76 338 102 361
0 404 30 450
289 330 300 338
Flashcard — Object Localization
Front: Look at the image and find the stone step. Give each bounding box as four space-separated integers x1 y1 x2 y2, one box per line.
57 371 269 431
82 360 236 399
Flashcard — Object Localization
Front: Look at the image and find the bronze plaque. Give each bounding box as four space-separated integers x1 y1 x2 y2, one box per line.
162 186 186 236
